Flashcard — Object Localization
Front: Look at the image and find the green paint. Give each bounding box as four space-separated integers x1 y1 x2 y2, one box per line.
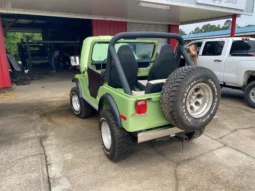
75 36 171 133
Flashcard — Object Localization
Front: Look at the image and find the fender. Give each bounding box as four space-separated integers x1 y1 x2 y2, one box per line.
72 78 82 97
99 94 122 128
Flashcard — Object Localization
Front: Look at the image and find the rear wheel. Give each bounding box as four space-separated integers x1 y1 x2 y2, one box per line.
70 87 94 118
160 66 221 132
99 109 132 162
244 81 255 108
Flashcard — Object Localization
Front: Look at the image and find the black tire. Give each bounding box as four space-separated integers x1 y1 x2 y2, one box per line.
70 87 94 118
244 81 255 108
99 109 132 162
160 66 221 131
186 128 205 141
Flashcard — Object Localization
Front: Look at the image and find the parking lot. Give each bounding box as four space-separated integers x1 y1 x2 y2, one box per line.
0 73 255 191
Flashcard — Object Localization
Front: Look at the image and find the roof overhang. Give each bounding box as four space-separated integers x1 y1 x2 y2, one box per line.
0 0 254 25
183 26 255 41
184 32 255 41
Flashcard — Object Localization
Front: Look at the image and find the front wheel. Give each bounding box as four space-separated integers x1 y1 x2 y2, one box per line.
99 109 132 162
70 87 94 118
244 81 255 108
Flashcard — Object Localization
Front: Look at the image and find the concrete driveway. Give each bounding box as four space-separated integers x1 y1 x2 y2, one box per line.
0 73 255 191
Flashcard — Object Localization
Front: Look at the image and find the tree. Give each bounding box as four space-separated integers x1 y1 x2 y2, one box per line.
179 29 186 36
246 24 255 27
191 27 202 34
189 23 240 34
224 20 232 29
4 32 42 60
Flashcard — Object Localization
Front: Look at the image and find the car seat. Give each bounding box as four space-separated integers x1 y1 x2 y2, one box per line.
137 44 177 94
147 44 177 81
108 45 138 90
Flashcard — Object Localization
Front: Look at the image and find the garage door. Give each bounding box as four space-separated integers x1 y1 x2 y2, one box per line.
127 22 168 52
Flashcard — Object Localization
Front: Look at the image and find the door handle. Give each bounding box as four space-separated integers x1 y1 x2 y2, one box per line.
214 60 222 62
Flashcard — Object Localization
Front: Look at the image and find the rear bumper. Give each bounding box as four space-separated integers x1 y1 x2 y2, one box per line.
137 126 183 143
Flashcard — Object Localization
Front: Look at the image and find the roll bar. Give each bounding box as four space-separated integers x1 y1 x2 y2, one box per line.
105 32 193 95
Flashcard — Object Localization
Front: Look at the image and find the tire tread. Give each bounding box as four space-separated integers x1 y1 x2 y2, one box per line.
100 109 132 162
160 66 220 131
70 87 94 118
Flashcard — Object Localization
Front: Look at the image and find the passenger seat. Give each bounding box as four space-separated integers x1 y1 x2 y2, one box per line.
147 44 177 81
138 44 177 94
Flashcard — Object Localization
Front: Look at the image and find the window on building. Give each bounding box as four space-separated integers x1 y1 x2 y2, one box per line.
202 41 225 56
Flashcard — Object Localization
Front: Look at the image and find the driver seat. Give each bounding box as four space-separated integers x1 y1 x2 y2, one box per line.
148 44 177 81
137 45 177 94
108 45 138 90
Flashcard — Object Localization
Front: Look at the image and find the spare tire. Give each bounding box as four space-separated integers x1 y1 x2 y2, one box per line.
160 66 220 131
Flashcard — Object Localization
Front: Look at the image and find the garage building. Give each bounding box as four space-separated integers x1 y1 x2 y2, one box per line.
0 0 254 88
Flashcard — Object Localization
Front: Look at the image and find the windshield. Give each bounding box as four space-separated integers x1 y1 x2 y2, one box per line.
92 42 155 61
230 40 255 54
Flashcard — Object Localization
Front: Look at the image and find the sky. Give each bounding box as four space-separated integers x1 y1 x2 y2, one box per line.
180 5 255 34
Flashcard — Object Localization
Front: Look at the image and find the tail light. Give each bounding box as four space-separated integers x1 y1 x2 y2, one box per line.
136 100 147 114
242 38 250 41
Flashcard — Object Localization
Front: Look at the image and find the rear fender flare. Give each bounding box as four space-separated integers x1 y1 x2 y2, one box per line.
99 94 122 128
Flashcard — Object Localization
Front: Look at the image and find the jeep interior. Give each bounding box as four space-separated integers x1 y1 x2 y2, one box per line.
89 40 180 96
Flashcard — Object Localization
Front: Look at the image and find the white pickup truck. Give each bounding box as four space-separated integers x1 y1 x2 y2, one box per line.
186 37 255 108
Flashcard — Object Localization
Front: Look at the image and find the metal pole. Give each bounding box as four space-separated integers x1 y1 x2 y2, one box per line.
231 15 237 37
26 35 32 72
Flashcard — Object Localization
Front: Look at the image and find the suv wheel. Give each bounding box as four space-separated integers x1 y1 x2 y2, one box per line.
99 109 132 162
70 87 94 118
244 81 255 108
160 66 221 132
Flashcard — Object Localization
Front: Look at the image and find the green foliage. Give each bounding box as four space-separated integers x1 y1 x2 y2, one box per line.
191 24 221 34
182 22 254 36
246 24 255 27
189 23 240 34
179 29 186 36
4 32 42 60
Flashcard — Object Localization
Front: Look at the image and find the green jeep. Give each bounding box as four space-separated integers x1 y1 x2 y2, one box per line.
70 32 221 162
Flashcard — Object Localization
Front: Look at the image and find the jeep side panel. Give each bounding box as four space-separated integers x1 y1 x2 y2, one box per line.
74 74 99 110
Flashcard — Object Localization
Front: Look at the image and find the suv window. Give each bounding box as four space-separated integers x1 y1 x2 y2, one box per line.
230 40 255 55
202 41 225 56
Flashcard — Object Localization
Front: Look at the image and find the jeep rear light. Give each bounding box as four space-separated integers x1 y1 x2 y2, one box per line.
136 100 147 114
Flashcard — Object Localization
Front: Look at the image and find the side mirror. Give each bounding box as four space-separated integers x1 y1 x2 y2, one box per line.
70 56 80 66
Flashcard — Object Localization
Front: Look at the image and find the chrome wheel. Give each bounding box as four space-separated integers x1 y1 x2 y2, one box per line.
101 121 112 150
250 87 255 103
72 93 80 112
186 83 213 118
